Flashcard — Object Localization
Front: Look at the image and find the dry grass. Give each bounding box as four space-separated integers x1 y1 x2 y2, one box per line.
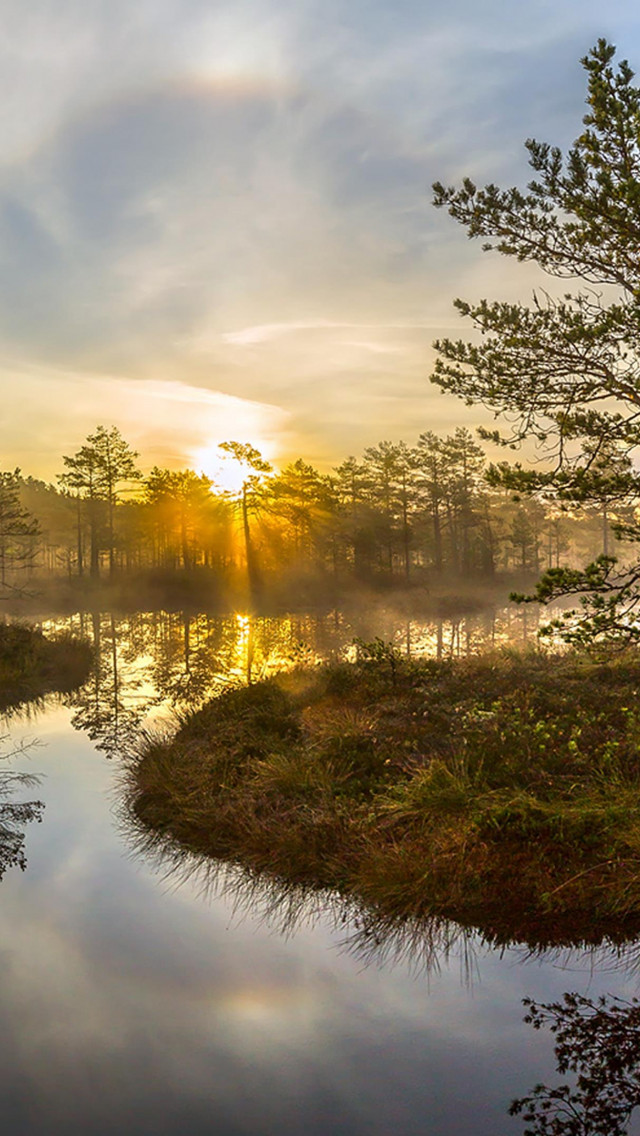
124 647 640 942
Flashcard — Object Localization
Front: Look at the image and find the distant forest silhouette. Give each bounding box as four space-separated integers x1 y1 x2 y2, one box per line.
0 424 630 605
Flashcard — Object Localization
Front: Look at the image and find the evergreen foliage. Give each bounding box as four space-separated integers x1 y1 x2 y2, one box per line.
0 424 622 600
0 471 40 594
432 40 640 644
59 425 140 578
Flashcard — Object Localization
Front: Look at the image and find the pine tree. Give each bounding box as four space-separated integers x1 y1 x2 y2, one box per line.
60 426 140 578
145 468 214 570
432 40 640 644
218 442 272 604
0 471 40 593
433 40 640 464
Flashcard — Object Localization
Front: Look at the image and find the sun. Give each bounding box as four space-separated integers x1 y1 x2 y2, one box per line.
191 440 275 493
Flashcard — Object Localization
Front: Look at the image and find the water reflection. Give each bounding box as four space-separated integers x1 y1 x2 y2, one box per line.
121 804 640 982
36 603 541 758
122 835 481 979
0 736 43 878
511 993 640 1135
2 606 640 1135
65 613 154 758
119 825 640 1133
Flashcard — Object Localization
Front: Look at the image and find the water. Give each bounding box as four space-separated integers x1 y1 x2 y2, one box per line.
1 607 638 1135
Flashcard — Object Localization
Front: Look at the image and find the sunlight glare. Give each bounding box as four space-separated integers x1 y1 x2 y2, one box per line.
192 441 276 493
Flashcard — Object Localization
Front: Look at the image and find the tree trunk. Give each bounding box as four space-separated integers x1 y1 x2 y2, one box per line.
242 485 261 606
432 503 443 574
89 502 100 579
76 496 84 577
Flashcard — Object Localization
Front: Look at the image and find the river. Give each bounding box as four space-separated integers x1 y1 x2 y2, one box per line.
1 607 638 1135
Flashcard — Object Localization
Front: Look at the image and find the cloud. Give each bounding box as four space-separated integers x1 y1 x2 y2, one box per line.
221 321 353 346
0 79 440 368
217 319 458 347
0 366 289 479
2 1 640 471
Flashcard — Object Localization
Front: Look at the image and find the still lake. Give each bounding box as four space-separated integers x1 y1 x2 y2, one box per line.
2 606 638 1135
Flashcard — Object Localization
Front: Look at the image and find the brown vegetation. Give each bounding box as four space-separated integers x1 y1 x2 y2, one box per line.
0 622 93 711
126 646 640 942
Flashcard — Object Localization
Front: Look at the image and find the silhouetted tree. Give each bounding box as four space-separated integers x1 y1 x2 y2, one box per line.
333 456 378 577
509 504 543 572
269 459 335 566
218 442 272 604
145 468 214 570
60 426 140 578
361 441 418 577
442 428 485 575
10 430 625 597
415 432 448 573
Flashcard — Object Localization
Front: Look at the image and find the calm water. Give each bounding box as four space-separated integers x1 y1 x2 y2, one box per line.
1 607 638 1135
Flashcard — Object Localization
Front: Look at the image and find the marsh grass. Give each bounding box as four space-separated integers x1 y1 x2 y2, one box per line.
125 647 640 938
0 622 93 710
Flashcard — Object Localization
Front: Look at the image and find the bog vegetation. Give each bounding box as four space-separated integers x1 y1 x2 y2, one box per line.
0 622 93 712
128 646 640 940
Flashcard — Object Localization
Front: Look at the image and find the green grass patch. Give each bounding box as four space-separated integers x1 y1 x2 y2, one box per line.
125 647 640 942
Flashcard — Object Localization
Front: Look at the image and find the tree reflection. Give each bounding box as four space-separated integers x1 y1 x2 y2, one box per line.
53 605 538 722
0 738 42 877
62 610 341 755
56 603 550 763
132 611 314 706
65 612 154 758
511 993 640 1135
147 612 239 706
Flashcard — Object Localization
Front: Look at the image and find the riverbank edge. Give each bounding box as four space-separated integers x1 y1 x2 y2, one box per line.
0 623 93 711
126 649 640 943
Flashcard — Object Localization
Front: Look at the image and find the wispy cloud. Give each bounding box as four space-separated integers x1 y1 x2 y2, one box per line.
0 365 289 479
218 319 455 347
2 0 640 470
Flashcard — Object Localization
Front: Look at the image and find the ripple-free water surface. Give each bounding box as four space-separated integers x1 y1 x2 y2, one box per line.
1 609 638 1135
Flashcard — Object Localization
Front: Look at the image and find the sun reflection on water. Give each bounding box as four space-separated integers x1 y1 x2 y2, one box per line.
32 603 541 759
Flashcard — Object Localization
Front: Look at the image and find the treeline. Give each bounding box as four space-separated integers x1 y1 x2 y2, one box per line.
0 424 627 595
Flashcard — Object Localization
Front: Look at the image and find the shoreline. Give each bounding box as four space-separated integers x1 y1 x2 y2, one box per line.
0 623 93 711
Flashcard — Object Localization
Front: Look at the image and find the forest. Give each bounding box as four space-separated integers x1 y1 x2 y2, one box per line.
0 422 628 608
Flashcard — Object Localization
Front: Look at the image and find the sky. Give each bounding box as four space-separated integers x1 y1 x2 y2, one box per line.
3 0 640 481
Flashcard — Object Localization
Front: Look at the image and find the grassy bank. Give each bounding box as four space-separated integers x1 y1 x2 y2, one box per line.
127 647 640 941
0 622 93 711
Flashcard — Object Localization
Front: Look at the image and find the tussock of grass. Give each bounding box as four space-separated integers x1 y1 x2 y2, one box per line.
126 648 640 940
0 622 93 710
